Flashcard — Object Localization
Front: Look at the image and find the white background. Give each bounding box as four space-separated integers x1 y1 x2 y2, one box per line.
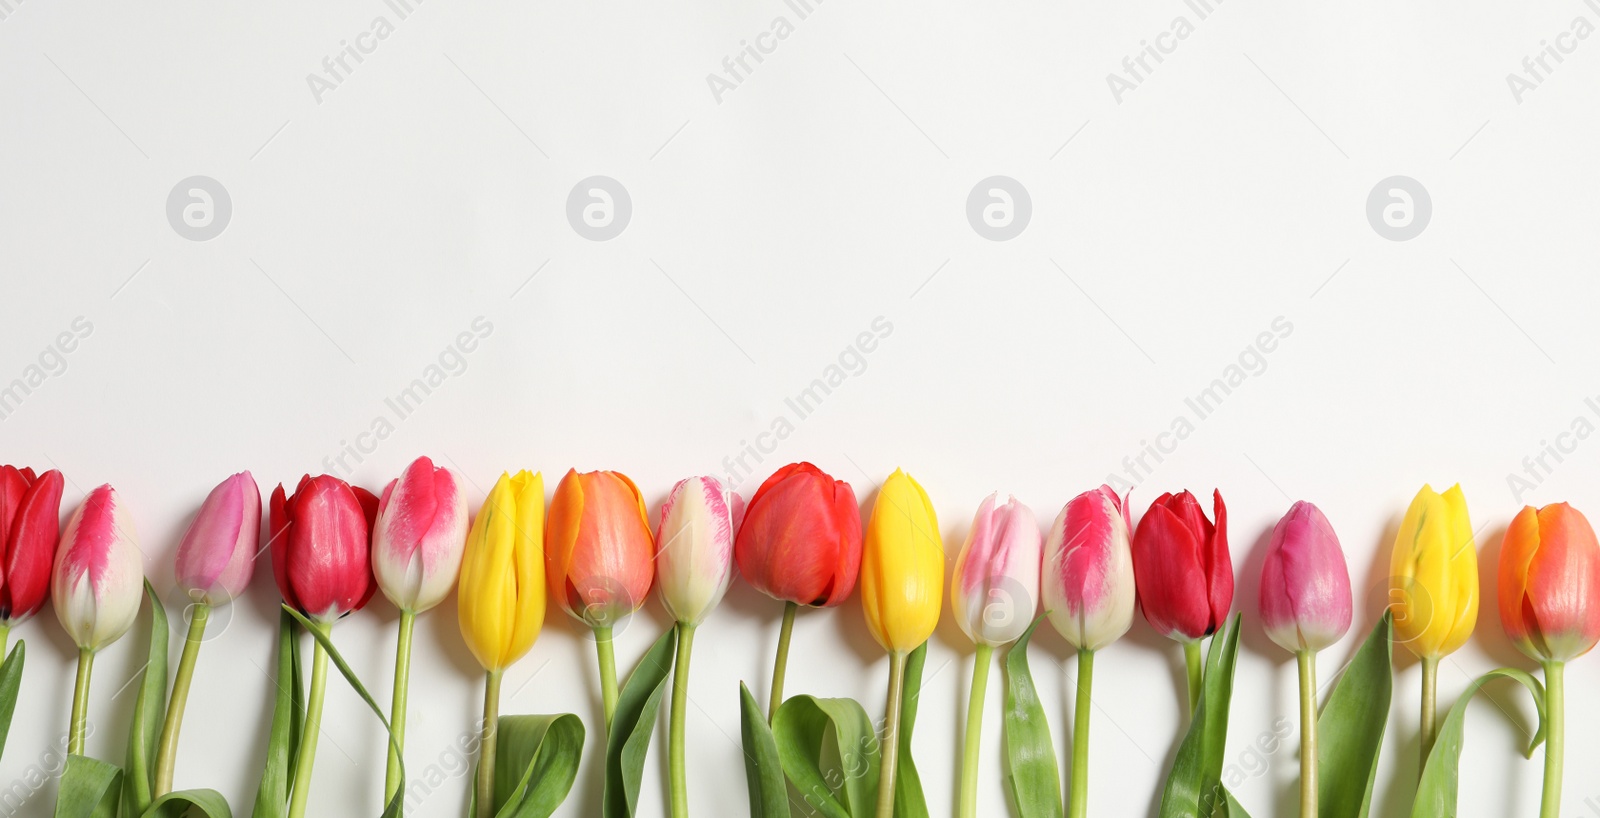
2 0 1598 815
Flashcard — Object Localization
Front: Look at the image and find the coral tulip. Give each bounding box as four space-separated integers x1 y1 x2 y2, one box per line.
1130 489 1232 715
546 468 653 727
458 471 546 818
951 493 1040 818
1388 483 1477 767
733 461 861 719
0 465 65 637
1042 485 1135 818
655 476 743 818
1258 501 1352 818
269 474 378 818
861 469 943 818
1498 502 1600 818
372 457 469 804
53 484 145 755
156 471 261 795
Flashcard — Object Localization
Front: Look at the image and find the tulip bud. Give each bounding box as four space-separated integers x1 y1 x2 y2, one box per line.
52 485 144 651
1130 490 1233 642
459 471 546 672
373 457 469 614
1389 484 1478 660
269 475 379 621
0 465 65 625
1498 502 1600 663
546 469 655 628
173 472 260 607
1258 501 1352 654
656 476 744 626
951 494 1040 647
861 469 944 654
735 462 862 608
1043 485 1136 651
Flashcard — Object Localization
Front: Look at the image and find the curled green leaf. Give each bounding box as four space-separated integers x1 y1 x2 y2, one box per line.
54 754 122 818
774 695 879 818
1410 667 1547 818
486 713 584 818
123 581 170 818
252 611 303 818
738 682 789 818
603 628 676 818
894 641 930 818
1002 616 1062 818
143 788 233 817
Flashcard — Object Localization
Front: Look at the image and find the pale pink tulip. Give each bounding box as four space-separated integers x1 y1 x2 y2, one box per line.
174 472 260 606
951 494 1042 647
655 476 744 625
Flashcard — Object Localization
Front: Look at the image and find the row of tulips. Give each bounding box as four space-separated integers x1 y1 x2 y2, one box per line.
0 460 1592 818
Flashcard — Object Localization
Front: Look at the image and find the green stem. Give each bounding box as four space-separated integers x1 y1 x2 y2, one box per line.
476 669 503 818
768 601 798 723
1539 660 1564 818
669 623 697 818
595 626 618 729
1419 656 1438 776
958 644 994 818
1068 648 1094 818
385 610 416 804
287 622 332 818
873 651 908 818
68 648 94 756
1297 650 1317 818
153 603 210 795
0 622 10 657
1183 641 1204 718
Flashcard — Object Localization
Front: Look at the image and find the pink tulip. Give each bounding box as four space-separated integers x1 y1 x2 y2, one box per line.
174 472 260 606
1042 485 1137 651
1258 501 1352 653
52 485 145 650
951 494 1042 646
270 475 379 621
372 457 469 613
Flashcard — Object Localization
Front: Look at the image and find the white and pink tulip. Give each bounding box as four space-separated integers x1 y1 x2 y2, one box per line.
1043 485 1136 651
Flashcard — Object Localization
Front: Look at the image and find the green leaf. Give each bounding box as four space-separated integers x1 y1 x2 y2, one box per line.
252 611 304 818
738 682 789 818
1002 616 1062 818
286 607 407 818
1317 613 1393 818
142 788 234 817
1410 667 1547 818
0 640 26 763
774 695 879 818
1158 614 1243 818
122 580 170 818
893 641 929 818
54 754 122 818
602 627 676 818
489 713 585 818
1221 787 1253 817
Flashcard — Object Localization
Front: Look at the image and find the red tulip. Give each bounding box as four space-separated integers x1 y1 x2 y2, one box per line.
1131 490 1232 641
1499 503 1600 663
269 475 379 621
1 465 65 625
734 462 862 607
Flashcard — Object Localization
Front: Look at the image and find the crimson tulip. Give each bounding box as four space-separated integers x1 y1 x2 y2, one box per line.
0 465 65 636
269 473 378 818
269 474 379 621
1499 502 1600 817
1130 489 1232 715
733 462 862 720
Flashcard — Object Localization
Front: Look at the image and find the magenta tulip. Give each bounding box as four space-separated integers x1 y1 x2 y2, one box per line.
1258 501 1352 653
174 472 261 606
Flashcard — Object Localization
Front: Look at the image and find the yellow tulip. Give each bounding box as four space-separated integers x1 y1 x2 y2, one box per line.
862 468 945 655
1389 483 1478 660
458 471 546 672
